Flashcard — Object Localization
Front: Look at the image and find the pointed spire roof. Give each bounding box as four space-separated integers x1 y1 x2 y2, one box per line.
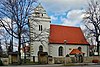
30 3 51 21
34 3 46 14
36 3 43 8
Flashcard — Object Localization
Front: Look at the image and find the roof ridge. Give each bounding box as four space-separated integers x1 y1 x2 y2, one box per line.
50 24 80 28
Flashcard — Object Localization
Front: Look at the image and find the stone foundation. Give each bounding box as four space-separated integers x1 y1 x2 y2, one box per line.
53 56 100 64
83 56 100 63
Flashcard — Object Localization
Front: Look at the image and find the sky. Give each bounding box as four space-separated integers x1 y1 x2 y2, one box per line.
38 0 89 28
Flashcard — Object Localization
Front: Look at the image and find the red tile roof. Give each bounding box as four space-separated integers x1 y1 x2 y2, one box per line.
49 24 89 45
69 49 85 55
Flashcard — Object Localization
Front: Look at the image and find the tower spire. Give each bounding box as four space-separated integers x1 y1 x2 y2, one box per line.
39 2 41 5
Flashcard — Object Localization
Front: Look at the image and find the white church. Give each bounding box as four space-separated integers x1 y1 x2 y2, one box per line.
29 4 89 62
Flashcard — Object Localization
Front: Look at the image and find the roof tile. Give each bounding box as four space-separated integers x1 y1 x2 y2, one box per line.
69 49 85 55
49 24 89 45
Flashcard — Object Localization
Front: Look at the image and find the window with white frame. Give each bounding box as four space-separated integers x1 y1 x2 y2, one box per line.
58 46 63 56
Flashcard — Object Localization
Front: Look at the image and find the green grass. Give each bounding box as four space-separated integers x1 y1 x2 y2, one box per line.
64 63 88 66
23 62 39 65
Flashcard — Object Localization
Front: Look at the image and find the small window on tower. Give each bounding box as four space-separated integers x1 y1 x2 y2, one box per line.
39 25 41 31
35 12 40 17
41 25 42 31
39 25 43 31
42 14 43 16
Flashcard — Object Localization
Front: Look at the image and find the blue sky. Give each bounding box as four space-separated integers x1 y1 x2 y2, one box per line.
37 0 89 28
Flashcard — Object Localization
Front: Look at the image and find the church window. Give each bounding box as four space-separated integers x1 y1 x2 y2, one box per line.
39 45 43 52
39 25 41 31
35 12 40 17
42 14 43 16
41 25 42 31
39 25 42 31
58 46 63 56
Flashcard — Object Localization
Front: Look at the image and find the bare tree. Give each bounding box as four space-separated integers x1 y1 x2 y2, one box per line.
0 0 37 64
83 0 100 55
0 39 3 56
0 29 10 55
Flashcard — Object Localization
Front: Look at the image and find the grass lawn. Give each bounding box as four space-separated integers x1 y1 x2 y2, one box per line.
64 63 88 66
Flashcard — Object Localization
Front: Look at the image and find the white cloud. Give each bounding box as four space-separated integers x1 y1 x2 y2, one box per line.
61 9 85 26
61 17 75 26
50 15 58 21
40 0 88 13
67 10 85 21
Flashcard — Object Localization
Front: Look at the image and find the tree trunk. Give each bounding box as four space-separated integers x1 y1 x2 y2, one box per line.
18 27 21 65
96 36 99 56
97 42 99 56
24 50 26 63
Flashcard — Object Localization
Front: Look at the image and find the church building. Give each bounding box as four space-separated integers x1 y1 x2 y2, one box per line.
29 4 89 62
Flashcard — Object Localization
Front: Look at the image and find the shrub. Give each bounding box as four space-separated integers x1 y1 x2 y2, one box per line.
66 54 69 57
92 60 99 63
0 59 3 66
70 57 76 63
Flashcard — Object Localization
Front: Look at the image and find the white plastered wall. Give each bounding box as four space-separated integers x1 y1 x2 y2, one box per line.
49 44 89 57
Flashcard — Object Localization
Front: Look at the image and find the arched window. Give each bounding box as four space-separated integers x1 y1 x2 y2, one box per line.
58 46 63 56
39 45 43 52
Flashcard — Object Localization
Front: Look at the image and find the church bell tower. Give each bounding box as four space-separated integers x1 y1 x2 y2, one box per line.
29 3 51 62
